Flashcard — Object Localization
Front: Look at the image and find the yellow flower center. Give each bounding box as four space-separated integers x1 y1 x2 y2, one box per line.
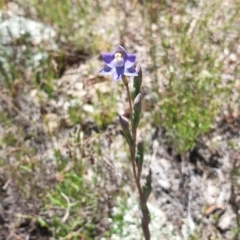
114 52 124 67
115 53 122 58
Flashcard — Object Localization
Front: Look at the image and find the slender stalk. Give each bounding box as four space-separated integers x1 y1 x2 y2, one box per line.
122 76 150 240
123 76 133 114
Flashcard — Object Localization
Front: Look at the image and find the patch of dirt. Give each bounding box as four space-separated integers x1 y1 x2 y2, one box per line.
150 114 240 239
0 175 52 240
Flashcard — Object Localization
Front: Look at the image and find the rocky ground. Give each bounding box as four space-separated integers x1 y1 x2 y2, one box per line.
150 119 240 239
0 1 240 240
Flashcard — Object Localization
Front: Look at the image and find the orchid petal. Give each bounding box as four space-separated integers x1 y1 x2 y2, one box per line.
112 67 124 81
101 53 115 67
99 65 113 75
113 45 128 59
99 45 137 81
125 54 136 68
124 67 138 77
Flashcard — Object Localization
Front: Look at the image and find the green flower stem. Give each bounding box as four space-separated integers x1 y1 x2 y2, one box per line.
122 75 151 240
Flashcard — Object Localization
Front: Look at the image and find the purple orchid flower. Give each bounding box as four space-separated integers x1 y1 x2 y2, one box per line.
99 45 138 81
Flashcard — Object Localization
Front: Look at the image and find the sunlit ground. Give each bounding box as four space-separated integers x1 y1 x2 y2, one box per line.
0 1 240 239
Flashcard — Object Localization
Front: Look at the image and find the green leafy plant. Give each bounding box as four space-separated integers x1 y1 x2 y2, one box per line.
45 160 98 239
144 0 239 153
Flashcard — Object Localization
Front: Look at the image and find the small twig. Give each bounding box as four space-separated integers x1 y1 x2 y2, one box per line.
61 192 71 223
14 213 35 220
2 178 11 190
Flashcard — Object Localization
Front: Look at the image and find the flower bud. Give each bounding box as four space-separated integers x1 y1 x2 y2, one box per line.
132 64 142 100
136 140 144 174
132 93 142 129
142 168 152 202
134 93 142 113
119 115 132 146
